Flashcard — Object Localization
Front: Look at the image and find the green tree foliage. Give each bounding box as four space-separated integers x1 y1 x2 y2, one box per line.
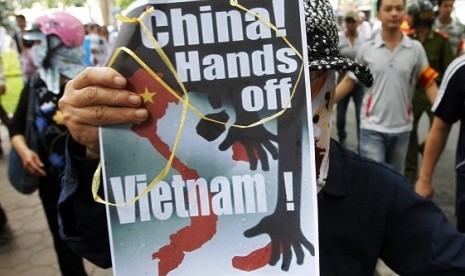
115 0 132 10
0 1 14 30
16 0 86 9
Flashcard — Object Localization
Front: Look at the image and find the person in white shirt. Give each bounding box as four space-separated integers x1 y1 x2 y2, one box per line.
433 0 465 56
336 11 367 150
357 11 373 40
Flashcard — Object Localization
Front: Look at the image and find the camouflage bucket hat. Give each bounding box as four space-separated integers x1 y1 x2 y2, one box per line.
304 0 373 87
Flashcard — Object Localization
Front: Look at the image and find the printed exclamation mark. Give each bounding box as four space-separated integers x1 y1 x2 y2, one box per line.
273 0 286 36
284 171 294 211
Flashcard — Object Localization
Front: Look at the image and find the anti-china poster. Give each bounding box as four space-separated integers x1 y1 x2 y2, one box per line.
99 0 319 274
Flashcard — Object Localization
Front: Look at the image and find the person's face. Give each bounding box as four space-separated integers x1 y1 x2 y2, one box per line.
377 0 405 31
310 70 334 191
16 17 26 30
345 19 358 33
99 27 109 40
438 0 454 18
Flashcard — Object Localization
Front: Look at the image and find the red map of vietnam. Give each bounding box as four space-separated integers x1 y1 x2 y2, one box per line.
127 68 218 276
126 68 275 275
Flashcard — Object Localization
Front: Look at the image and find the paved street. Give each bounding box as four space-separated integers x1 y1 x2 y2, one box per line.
0 124 111 276
0 100 460 275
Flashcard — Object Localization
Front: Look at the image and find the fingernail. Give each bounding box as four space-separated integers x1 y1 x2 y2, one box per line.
129 95 141 105
114 76 126 87
135 109 148 120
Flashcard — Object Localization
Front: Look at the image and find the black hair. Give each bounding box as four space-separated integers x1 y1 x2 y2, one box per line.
376 0 407 11
437 0 453 6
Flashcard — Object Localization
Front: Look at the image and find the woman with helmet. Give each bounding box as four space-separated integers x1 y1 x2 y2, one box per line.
8 11 87 276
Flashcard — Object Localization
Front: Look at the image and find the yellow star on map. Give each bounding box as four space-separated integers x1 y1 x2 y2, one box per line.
140 87 157 104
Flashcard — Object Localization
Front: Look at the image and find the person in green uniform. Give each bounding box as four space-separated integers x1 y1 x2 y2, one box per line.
404 0 455 183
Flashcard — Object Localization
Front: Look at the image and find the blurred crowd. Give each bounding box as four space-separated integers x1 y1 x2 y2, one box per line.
0 11 118 276
335 0 464 181
12 15 118 74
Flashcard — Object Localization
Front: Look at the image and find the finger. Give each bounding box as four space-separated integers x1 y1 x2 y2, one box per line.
292 241 304 265
70 67 127 91
60 85 144 111
31 154 44 168
244 142 258 170
219 136 234 151
66 123 100 153
255 144 269 171
281 240 292 271
27 158 46 176
265 132 278 142
64 105 148 127
262 140 279 160
301 238 315 256
269 240 281 266
31 166 47 177
243 223 265 238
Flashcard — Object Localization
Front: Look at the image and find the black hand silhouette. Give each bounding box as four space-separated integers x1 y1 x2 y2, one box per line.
219 116 278 171
244 212 315 271
196 111 229 142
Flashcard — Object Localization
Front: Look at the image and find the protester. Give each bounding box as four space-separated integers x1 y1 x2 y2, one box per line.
416 55 465 232
404 0 455 182
336 11 366 150
357 11 373 40
94 25 110 66
81 23 94 67
13 14 38 80
88 23 108 66
433 0 465 56
335 0 439 173
54 0 465 274
12 15 26 55
8 11 87 276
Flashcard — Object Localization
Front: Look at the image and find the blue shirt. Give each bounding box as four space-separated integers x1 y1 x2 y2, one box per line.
58 138 465 274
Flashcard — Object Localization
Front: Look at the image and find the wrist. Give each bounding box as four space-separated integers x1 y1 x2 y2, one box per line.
417 172 432 183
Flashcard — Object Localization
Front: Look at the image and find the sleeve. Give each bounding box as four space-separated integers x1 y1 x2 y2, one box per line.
381 177 465 274
8 80 30 138
433 60 465 124
58 136 112 268
416 43 439 88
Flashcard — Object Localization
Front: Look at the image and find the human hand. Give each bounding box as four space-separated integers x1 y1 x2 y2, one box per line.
58 67 148 158
415 178 435 199
22 148 47 177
